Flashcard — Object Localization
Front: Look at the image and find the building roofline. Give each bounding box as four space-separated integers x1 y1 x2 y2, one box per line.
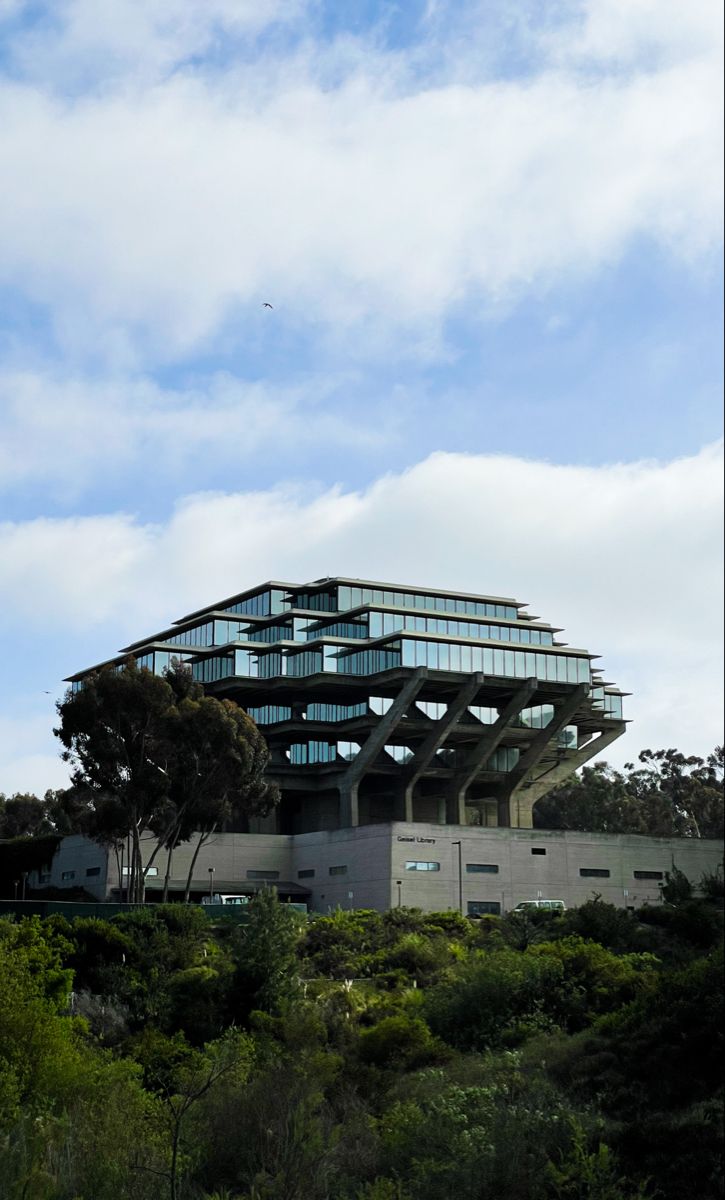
175 577 526 625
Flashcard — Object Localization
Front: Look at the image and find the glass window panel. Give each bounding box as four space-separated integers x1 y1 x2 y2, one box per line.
578 659 590 683
557 656 568 682
514 651 526 677
482 648 493 673
461 644 473 672
493 648 504 675
503 650 514 676
526 653 537 677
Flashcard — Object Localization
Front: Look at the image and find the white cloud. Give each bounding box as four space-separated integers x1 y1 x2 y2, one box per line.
0 0 720 365
4 0 305 85
0 368 385 494
1 442 722 792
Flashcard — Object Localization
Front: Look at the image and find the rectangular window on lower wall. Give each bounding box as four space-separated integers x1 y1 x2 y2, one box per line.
61 871 75 880
297 869 315 879
246 870 280 880
329 865 347 876
405 861 440 872
85 866 101 877
466 863 499 874
531 848 547 856
633 870 664 880
468 900 501 916
579 868 611 878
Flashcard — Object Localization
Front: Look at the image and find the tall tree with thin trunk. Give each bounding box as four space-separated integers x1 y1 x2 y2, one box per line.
161 664 279 902
55 661 174 901
55 659 279 902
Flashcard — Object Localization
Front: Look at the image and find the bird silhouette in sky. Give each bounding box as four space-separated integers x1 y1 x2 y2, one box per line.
262 302 273 309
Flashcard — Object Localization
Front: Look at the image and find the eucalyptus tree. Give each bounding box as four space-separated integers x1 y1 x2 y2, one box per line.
55 659 278 902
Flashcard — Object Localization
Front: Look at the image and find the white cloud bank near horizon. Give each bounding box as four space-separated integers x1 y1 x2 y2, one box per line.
1 442 722 794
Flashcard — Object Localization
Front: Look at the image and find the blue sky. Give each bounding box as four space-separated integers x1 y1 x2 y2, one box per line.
0 0 722 794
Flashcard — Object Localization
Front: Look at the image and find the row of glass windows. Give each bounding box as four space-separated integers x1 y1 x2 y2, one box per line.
400 639 590 684
167 621 214 647
591 688 624 719
306 702 368 722
256 645 342 678
223 588 288 617
305 620 368 640
288 741 336 765
417 700 447 720
486 746 521 772
242 620 294 643
338 585 518 620
468 705 498 724
246 705 293 724
135 650 178 675
368 611 553 645
289 590 338 612
385 744 414 764
191 655 235 684
287 741 360 765
286 649 324 677
336 645 403 675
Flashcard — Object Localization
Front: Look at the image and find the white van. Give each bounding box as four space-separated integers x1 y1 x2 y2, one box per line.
512 899 566 913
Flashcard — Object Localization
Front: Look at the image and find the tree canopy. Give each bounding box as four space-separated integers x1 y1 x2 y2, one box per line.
54 660 279 900
534 746 724 839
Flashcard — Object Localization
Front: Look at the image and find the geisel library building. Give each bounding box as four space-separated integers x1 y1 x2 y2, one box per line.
46 578 721 915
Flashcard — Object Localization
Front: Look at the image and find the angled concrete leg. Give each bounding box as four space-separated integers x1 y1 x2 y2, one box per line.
338 781 359 829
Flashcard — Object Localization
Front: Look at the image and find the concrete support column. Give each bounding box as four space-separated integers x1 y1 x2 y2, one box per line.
498 683 589 827
446 678 539 824
400 673 484 821
504 721 626 827
337 669 427 828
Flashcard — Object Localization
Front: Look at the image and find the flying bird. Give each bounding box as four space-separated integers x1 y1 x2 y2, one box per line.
262 302 274 309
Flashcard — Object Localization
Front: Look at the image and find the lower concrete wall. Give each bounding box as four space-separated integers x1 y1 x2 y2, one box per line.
32 826 723 915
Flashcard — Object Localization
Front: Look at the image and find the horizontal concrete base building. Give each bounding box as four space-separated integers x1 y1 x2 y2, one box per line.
29 827 724 915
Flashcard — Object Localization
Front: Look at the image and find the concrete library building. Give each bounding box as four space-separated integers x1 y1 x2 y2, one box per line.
46 578 721 914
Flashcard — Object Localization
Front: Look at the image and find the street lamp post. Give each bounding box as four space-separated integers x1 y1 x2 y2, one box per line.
208 867 215 903
21 872 28 901
396 880 402 908
451 841 463 915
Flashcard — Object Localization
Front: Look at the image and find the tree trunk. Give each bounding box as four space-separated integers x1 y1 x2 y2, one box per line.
162 832 180 903
131 825 143 903
183 826 216 903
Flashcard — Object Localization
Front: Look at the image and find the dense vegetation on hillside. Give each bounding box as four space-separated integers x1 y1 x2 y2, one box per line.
1 881 723 1200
